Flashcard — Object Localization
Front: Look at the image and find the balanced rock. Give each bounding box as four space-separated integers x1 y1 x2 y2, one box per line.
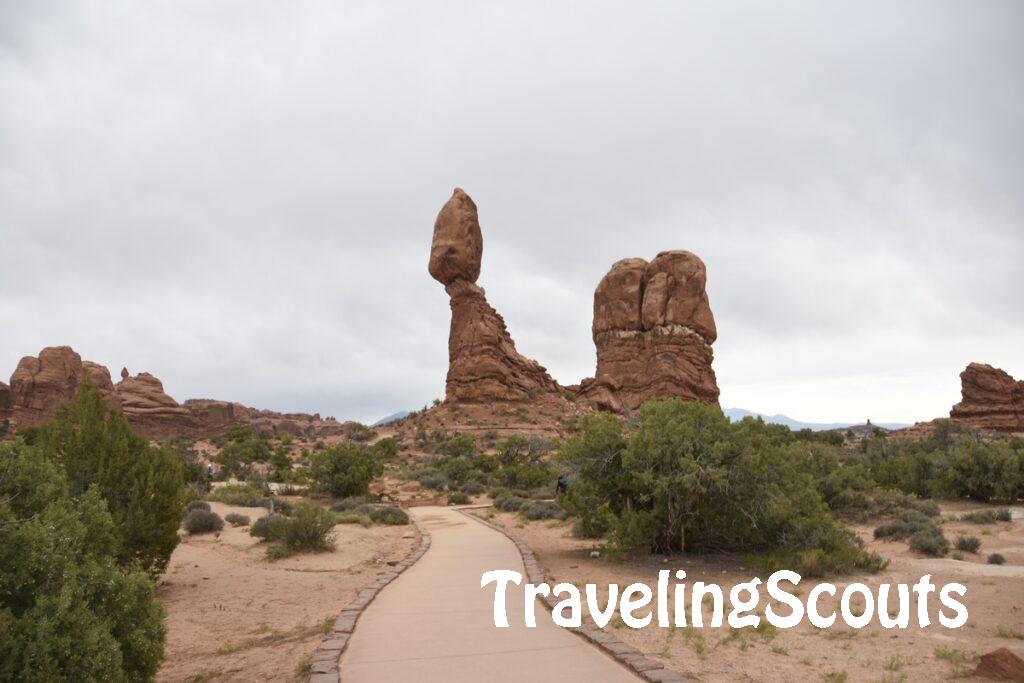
429 188 483 286
430 188 560 403
581 251 719 412
949 363 1024 433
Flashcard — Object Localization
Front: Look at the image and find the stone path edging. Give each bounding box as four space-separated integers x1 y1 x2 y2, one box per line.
307 518 431 683
456 508 695 683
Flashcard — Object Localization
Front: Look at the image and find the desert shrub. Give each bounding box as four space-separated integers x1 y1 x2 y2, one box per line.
447 491 471 505
864 424 1024 502
331 496 373 512
184 509 224 534
35 382 184 577
460 481 486 496
987 553 1006 565
334 513 371 527
371 437 399 460
959 508 1012 524
494 493 526 512
186 500 211 513
558 401 884 574
207 482 267 507
224 512 250 527
874 509 938 540
309 445 382 498
522 500 561 520
417 471 449 491
277 503 336 553
908 528 949 556
954 535 981 553
346 423 375 442
250 513 289 541
368 506 409 525
0 440 165 681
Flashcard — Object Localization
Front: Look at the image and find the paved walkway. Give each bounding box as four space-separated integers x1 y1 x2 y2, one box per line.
340 506 640 682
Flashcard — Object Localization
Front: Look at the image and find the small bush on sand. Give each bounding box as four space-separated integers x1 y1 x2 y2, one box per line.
959 509 1011 524
954 535 980 553
447 492 471 505
331 496 373 512
208 483 266 507
186 500 211 513
460 481 486 496
250 513 289 541
908 528 949 556
494 493 526 512
277 503 336 553
417 471 448 491
987 553 1005 565
334 513 371 527
184 509 224 534
522 500 561 520
224 512 250 527
368 506 409 525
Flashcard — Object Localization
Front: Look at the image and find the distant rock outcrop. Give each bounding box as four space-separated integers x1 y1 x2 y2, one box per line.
430 188 561 403
949 362 1024 433
0 346 347 439
580 251 720 412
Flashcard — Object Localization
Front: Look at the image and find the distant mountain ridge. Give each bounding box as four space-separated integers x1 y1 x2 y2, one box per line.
372 410 410 427
724 407 908 432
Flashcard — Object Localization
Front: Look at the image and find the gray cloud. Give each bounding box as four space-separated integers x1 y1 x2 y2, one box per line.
2 0 1022 424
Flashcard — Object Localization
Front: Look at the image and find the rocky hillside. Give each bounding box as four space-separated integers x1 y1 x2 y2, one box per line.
0 346 349 439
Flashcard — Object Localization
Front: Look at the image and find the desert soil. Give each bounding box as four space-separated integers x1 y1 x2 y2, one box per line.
155 501 417 682
479 502 1024 682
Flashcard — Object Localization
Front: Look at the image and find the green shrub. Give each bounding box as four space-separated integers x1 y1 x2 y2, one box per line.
558 401 883 574
954 535 980 553
184 509 224 534
309 445 382 498
447 491 471 505
36 382 184 576
417 471 449 491
522 500 561 520
250 513 289 541
908 528 949 556
186 500 211 513
460 481 486 495
988 553 1006 565
334 513 371 527
208 483 267 507
494 493 526 512
960 508 1012 524
331 496 373 512
0 440 166 680
874 509 938 540
277 503 336 553
368 506 409 525
224 512 250 527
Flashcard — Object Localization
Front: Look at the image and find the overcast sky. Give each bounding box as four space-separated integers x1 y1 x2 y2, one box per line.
2 1 1022 425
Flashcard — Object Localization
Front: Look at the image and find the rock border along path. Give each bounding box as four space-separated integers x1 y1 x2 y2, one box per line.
307 517 431 683
458 508 695 683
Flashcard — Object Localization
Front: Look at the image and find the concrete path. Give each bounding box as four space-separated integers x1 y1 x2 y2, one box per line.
340 506 640 682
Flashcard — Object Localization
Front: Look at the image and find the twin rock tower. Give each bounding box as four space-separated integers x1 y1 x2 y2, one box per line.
429 188 720 413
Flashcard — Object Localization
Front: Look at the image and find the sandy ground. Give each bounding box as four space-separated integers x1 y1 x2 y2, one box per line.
155 502 417 682
479 501 1024 682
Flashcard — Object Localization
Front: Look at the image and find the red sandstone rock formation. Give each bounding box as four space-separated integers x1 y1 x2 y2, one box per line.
430 188 560 403
0 346 347 439
974 647 1024 680
949 362 1024 433
580 251 719 412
